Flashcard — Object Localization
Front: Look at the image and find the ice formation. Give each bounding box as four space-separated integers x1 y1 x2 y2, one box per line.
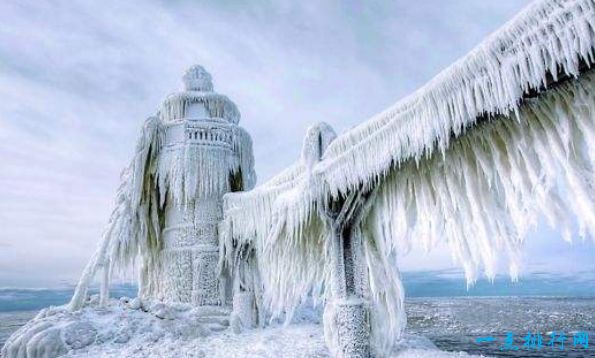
4 0 595 357
221 0 595 356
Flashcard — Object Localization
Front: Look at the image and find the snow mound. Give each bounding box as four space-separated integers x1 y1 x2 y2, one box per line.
1 296 229 358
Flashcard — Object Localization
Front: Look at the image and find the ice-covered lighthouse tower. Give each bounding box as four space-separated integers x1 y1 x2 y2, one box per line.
140 65 256 305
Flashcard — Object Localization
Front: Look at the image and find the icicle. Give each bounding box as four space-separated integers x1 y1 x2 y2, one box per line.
159 92 240 124
316 0 595 197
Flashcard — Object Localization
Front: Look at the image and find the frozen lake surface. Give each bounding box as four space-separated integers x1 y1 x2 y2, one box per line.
406 296 594 357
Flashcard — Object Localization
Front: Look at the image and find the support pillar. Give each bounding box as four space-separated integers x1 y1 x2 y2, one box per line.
231 291 255 333
230 243 264 333
322 189 377 358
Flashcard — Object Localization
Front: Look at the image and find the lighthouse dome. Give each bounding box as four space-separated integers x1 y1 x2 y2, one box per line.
159 65 240 124
183 65 213 92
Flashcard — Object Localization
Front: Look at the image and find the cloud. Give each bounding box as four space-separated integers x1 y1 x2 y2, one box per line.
7 0 588 288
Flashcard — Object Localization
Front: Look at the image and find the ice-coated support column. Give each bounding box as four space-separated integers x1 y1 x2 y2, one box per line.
334 299 371 357
229 242 264 332
322 189 377 358
231 291 255 333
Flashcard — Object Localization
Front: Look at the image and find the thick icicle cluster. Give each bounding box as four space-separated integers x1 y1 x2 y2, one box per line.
70 116 163 311
318 0 595 197
159 92 241 125
156 124 254 205
367 69 595 283
220 124 336 321
221 0 595 355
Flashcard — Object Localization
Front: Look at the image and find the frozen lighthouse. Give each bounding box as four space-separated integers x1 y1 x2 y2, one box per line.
145 65 256 305
64 65 256 311
1 66 257 356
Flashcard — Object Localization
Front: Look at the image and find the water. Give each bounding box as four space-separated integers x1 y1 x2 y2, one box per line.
0 311 35 350
0 284 136 349
401 270 595 298
406 297 595 357
0 285 137 312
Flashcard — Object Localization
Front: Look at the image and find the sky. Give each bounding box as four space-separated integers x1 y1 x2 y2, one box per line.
1 0 594 288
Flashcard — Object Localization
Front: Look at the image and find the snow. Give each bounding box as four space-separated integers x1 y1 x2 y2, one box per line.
2 299 484 358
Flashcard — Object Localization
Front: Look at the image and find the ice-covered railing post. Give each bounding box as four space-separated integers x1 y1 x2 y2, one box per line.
320 188 377 358
304 123 379 357
220 121 408 355
228 241 264 332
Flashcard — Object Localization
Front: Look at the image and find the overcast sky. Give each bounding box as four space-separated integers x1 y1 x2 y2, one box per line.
1 0 594 288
